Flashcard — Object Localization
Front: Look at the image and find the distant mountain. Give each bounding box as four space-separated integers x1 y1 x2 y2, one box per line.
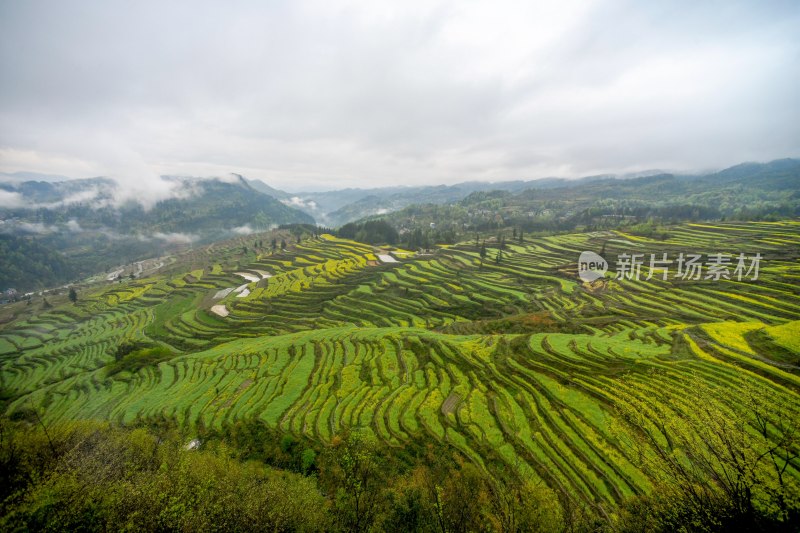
290 174 680 226
306 180 543 225
243 176 292 200
350 158 800 240
114 176 315 234
1 177 116 205
0 175 314 291
2 158 797 291
700 158 800 188
296 179 570 226
0 171 71 183
1 175 313 232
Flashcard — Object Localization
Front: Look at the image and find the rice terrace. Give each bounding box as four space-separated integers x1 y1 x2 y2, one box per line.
2 217 799 530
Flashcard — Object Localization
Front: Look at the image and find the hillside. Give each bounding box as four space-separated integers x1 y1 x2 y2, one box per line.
2 219 799 529
3 158 793 292
354 159 800 241
0 176 314 291
274 159 800 226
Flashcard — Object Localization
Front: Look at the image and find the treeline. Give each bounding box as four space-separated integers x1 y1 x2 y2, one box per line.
336 219 460 250
0 418 326 532
337 220 399 245
0 418 564 532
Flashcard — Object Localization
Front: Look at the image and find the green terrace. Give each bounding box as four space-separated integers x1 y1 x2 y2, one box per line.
1 220 799 511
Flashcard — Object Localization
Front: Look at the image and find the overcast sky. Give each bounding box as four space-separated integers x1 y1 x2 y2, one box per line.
1 0 798 192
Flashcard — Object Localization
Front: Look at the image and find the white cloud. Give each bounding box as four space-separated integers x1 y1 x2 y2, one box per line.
282 196 319 210
231 224 255 235
0 189 25 208
33 187 108 209
151 231 197 244
16 221 58 234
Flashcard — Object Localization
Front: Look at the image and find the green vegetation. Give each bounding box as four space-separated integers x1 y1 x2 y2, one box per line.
0 234 77 292
1 218 800 530
104 345 174 376
337 220 400 245
359 159 800 244
0 177 313 291
0 419 329 532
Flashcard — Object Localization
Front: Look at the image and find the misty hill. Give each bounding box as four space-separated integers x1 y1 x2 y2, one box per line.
348 158 800 242
1 175 313 233
0 171 72 183
247 170 688 226
2 158 798 291
246 178 573 226
330 161 799 226
0 176 313 291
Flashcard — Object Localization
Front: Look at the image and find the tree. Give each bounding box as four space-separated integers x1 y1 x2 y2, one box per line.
339 221 399 245
68 288 77 304
322 430 385 533
441 462 491 532
280 239 287 251
486 475 563 533
615 378 800 531
479 242 487 269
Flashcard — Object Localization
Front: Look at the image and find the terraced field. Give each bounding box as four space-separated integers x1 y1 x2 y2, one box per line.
2 220 799 510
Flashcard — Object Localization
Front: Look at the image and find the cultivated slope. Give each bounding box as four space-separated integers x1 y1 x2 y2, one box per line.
2 220 799 509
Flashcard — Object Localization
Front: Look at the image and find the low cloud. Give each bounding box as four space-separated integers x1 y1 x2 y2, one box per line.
231 224 255 235
0 189 25 208
60 188 104 206
0 184 110 210
217 173 247 185
65 219 82 232
150 231 198 244
16 221 58 234
282 196 319 210
0 169 237 213
46 187 109 209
